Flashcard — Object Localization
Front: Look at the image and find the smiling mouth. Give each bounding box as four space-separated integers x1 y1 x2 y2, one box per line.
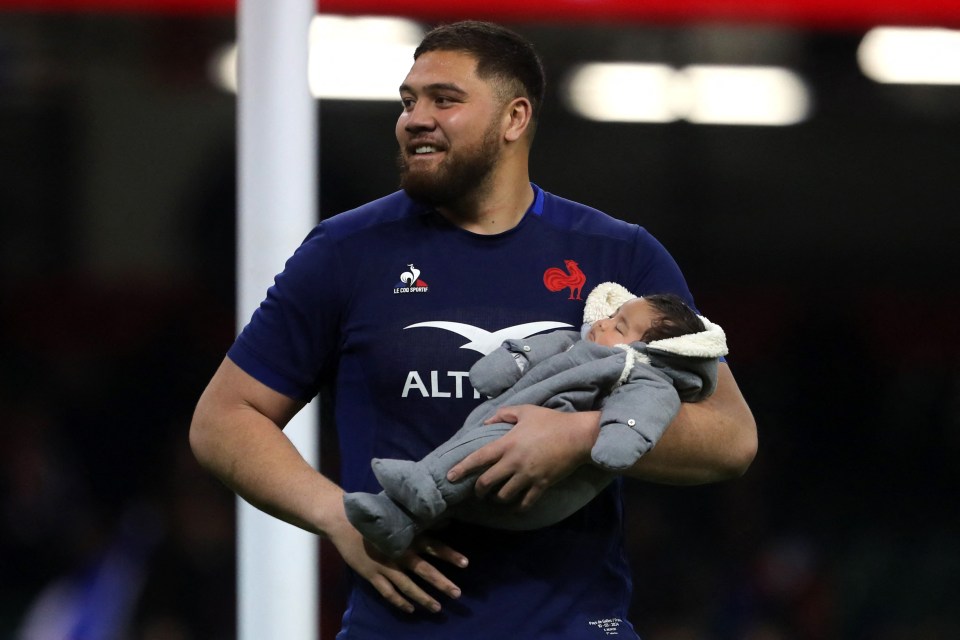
406 139 447 157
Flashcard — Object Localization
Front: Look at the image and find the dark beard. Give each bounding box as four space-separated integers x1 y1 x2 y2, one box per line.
397 127 499 208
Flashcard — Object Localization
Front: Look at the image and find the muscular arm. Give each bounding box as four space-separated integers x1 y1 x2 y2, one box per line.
189 357 333 531
189 357 466 612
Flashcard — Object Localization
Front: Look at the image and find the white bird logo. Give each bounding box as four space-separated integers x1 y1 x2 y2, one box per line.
400 264 421 286
404 321 572 355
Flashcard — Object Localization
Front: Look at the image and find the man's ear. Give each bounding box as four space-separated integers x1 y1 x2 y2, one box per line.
503 97 533 143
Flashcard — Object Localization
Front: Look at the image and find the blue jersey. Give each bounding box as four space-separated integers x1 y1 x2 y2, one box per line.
228 184 695 639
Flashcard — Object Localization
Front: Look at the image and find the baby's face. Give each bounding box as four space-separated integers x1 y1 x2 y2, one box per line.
587 298 657 347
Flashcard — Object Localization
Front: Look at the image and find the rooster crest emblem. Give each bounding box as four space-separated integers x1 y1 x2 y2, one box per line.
400 264 421 286
543 259 587 300
394 263 429 294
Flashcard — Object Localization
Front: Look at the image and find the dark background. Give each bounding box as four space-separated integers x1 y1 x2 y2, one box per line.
1 10 958 640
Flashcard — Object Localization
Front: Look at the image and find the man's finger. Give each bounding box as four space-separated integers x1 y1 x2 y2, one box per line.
492 472 530 503
518 481 547 511
418 538 469 569
369 574 415 613
447 441 503 482
483 406 520 425
473 462 516 498
386 566 443 613
404 554 462 602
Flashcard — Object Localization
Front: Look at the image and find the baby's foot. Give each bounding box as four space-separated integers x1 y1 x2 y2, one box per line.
372 458 446 521
342 491 417 557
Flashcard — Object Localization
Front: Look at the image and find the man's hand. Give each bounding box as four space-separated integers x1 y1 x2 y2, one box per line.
446 405 600 511
327 512 468 614
191 357 473 614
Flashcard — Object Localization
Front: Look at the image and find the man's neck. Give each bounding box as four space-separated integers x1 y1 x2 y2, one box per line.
437 176 534 235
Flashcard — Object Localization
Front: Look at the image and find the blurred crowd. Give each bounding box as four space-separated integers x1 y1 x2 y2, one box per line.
2 275 236 639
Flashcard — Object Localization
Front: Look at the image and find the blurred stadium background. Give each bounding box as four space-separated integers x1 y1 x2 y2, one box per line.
1 1 959 638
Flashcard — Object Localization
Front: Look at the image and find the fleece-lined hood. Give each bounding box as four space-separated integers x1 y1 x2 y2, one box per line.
582 282 728 402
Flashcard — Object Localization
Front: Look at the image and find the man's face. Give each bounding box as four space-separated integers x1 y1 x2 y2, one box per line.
587 298 658 347
395 50 506 206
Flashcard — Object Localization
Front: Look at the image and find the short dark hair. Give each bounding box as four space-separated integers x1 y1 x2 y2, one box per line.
415 21 546 132
641 293 705 343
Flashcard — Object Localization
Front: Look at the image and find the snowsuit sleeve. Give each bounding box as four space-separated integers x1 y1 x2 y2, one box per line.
590 361 682 471
469 330 580 398
589 332 723 471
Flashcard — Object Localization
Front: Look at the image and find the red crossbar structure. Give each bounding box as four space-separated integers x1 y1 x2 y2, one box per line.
2 0 960 28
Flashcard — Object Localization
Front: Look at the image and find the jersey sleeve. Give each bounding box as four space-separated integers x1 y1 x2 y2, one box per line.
626 226 697 310
227 222 347 401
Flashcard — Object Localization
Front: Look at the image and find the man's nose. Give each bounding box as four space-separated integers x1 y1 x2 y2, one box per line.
405 103 436 132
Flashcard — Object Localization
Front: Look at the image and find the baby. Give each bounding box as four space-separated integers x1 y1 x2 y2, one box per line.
343 282 728 557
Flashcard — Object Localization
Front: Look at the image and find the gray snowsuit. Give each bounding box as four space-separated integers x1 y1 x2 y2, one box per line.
343 322 726 557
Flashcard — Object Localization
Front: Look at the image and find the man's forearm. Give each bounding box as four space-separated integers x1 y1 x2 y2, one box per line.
190 404 345 536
